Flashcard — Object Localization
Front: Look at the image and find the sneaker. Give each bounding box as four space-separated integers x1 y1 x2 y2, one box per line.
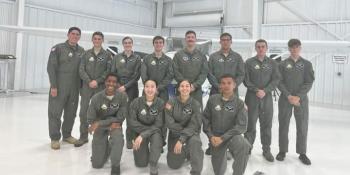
111 165 120 175
299 154 311 165
51 140 60 150
63 136 78 144
74 139 88 147
263 151 274 162
276 152 286 161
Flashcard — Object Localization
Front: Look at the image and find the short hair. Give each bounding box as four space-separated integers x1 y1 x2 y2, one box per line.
220 33 232 40
122 36 133 44
105 73 119 83
255 39 268 47
288 38 301 48
185 30 196 37
219 74 236 83
92 31 104 39
144 79 158 87
68 27 81 35
153 36 165 45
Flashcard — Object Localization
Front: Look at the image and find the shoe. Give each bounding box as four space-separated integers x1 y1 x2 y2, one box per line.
299 154 311 165
263 151 274 162
111 165 120 175
51 140 60 150
205 147 211 155
150 165 158 175
127 141 133 149
276 152 286 161
74 139 88 147
63 136 79 144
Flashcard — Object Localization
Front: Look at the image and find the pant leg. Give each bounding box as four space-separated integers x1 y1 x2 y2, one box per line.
186 134 204 175
244 92 259 147
278 96 293 153
294 97 309 154
48 88 68 140
158 89 168 145
78 84 93 140
91 128 109 168
62 88 79 138
211 141 228 175
109 128 124 167
259 93 274 152
228 135 251 175
167 134 186 169
133 136 150 167
126 85 139 146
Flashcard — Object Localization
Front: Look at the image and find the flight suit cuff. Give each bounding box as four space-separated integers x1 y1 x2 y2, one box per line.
140 131 151 139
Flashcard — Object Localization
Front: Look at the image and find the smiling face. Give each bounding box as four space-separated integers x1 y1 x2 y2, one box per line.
105 75 118 95
219 77 236 95
67 30 81 45
153 39 164 53
92 34 103 48
123 38 133 52
144 80 157 98
178 80 191 97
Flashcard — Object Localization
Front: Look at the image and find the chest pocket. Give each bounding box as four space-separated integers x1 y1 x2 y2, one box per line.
138 109 156 126
261 63 272 72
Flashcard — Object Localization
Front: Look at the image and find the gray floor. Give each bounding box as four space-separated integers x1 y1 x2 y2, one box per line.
0 94 349 175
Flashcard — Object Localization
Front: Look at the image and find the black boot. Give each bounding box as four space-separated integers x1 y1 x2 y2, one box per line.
276 152 286 161
299 154 311 165
111 165 120 175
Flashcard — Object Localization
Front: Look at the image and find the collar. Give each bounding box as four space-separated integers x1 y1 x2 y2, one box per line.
65 40 79 50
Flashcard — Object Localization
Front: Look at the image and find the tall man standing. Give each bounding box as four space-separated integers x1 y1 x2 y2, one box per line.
172 30 208 106
47 27 84 149
277 39 315 165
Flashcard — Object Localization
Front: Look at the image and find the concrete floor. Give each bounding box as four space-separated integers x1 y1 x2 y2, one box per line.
0 94 349 175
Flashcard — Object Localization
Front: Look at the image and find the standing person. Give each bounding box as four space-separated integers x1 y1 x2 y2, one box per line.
276 39 315 165
206 32 245 155
207 33 245 95
111 36 142 149
202 74 251 175
128 80 164 175
47 27 84 149
172 30 208 106
141 35 174 148
165 79 204 175
88 73 128 175
243 39 281 161
75 31 112 147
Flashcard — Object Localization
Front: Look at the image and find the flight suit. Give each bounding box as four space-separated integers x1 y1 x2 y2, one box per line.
111 51 141 147
277 57 314 154
165 97 203 175
173 48 208 105
128 96 164 168
202 94 251 175
87 90 128 169
207 49 245 95
243 56 281 152
79 48 112 141
141 52 174 145
47 41 84 141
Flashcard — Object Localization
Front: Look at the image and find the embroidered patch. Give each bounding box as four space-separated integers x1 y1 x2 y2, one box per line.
150 109 158 115
182 56 189 61
101 104 108 110
89 57 94 62
140 109 147 115
120 59 125 63
286 64 293 69
224 105 234 112
151 60 156 65
254 64 260 69
110 103 119 109
68 52 73 57
215 105 221 111
183 107 192 114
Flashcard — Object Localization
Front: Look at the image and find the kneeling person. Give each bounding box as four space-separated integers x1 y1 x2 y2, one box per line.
203 74 251 175
165 79 204 175
129 79 165 175
87 73 128 175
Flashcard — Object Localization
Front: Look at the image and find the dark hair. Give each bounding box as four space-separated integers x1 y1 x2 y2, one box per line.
68 27 81 35
185 30 196 37
105 73 119 83
144 79 158 87
176 79 191 92
220 32 232 40
92 31 104 39
219 74 236 83
153 36 165 45
122 36 133 44
255 39 268 47
288 38 301 48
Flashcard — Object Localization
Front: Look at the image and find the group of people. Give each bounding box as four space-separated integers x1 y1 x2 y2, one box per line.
46 26 315 175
